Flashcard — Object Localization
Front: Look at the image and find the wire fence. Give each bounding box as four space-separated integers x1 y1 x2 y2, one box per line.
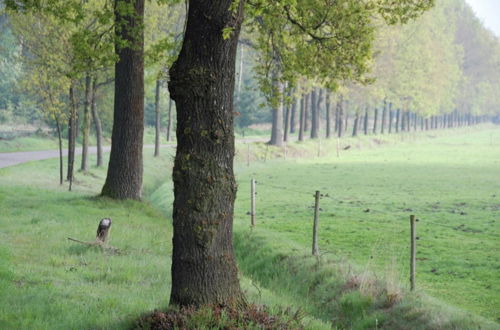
246 178 499 290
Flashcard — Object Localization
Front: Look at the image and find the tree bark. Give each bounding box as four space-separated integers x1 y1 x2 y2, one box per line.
81 74 92 172
154 79 161 157
167 0 245 307
90 78 103 167
101 0 145 200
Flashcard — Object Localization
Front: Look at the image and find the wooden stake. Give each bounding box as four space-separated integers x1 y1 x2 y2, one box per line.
312 191 320 256
410 215 416 291
251 179 256 227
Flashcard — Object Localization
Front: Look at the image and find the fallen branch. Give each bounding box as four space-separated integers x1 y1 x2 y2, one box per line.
67 218 121 253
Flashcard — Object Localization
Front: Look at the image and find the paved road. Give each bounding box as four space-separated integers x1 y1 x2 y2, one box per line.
0 138 265 169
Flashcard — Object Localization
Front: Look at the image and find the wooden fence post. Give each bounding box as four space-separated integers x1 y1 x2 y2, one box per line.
251 179 256 227
312 191 320 256
410 215 416 291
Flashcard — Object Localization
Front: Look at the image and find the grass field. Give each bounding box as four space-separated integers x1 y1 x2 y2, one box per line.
0 126 499 329
232 128 499 320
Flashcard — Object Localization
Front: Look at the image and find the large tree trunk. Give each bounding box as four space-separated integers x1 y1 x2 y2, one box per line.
81 74 92 172
154 79 161 157
269 78 284 146
166 97 173 141
325 92 331 138
167 0 245 307
101 0 145 200
90 78 103 167
67 83 77 191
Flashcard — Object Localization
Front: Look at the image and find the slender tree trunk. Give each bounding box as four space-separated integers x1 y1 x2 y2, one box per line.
55 116 63 185
363 106 368 135
304 93 310 132
90 78 103 167
101 0 145 200
299 95 305 142
334 97 341 133
344 107 349 134
373 107 378 134
290 95 297 134
167 0 245 307
81 74 92 172
388 108 393 134
310 89 318 139
381 101 388 134
269 78 284 146
67 83 77 191
395 109 400 133
283 88 292 142
352 112 359 137
154 79 161 157
166 97 173 141
325 92 331 138
338 98 344 138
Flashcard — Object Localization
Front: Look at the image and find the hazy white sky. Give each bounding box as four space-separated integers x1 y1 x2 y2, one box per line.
465 0 500 37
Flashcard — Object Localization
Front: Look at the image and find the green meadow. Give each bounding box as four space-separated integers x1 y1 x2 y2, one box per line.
0 126 499 329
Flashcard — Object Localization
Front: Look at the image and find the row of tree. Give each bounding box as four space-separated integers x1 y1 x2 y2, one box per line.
232 0 500 145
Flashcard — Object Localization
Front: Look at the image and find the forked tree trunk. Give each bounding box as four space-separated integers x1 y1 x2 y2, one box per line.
167 0 245 307
101 0 145 200
90 79 103 167
154 79 161 157
81 74 92 172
